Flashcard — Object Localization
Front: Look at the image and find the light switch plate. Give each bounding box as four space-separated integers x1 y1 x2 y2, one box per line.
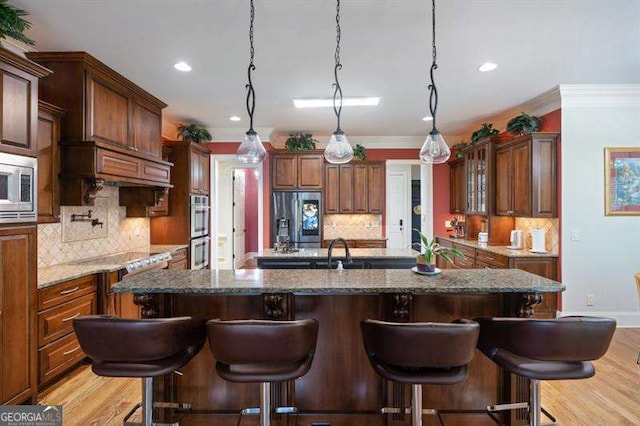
571 230 580 241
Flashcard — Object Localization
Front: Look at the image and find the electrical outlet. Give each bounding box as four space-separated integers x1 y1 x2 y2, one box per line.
134 227 141 237
571 230 580 241
586 294 595 306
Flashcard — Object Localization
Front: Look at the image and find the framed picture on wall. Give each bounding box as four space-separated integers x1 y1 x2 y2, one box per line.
604 147 640 216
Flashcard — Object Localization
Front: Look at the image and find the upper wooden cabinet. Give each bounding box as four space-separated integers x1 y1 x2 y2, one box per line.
0 48 51 157
0 226 37 404
464 138 493 215
494 133 558 217
271 151 324 190
449 159 466 214
190 145 211 195
26 51 166 159
324 161 385 214
37 101 65 223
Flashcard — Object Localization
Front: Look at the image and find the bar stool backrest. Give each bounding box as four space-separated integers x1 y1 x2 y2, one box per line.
361 319 479 368
476 316 616 362
73 315 204 362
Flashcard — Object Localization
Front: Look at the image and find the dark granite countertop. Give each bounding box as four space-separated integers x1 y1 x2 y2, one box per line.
113 268 564 295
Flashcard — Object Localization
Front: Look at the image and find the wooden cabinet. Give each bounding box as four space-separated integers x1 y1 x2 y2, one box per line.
494 133 558 217
449 159 466 214
37 101 65 223
0 226 37 404
27 51 166 158
190 147 211 195
103 271 139 320
0 48 51 157
168 248 189 270
271 152 324 190
322 239 387 248
323 161 385 214
464 139 493 215
37 274 97 387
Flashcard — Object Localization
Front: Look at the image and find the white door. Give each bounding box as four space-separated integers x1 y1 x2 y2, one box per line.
232 170 246 269
386 165 412 249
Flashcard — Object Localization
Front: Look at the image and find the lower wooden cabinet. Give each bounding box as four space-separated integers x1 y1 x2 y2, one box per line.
168 248 188 270
103 270 140 319
0 226 37 404
321 239 387 248
37 274 97 387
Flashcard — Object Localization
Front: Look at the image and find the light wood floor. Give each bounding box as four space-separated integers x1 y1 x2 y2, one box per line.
39 329 640 426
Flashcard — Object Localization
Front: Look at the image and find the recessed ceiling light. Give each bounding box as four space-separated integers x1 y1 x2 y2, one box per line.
292 97 381 108
422 116 433 122
174 61 192 72
229 115 241 122
478 62 498 72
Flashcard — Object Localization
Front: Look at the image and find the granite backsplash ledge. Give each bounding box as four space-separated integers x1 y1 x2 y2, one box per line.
38 186 150 267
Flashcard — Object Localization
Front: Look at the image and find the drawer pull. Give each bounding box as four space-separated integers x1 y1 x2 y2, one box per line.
59 286 80 296
63 346 81 356
486 257 495 261
62 312 81 322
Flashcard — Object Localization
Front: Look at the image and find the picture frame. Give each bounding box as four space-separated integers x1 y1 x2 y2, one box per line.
604 147 640 216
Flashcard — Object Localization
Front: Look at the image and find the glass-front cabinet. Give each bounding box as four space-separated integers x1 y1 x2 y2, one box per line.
464 139 492 215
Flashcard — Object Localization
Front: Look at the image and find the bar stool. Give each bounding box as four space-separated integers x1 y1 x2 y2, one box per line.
475 316 616 426
207 319 319 426
73 315 206 426
360 319 480 426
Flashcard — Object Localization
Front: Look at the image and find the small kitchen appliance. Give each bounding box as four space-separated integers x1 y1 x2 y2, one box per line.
478 232 488 244
530 228 547 253
0 152 37 223
508 230 524 250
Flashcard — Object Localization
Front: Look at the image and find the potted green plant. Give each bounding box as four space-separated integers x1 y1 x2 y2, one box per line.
413 228 464 272
450 141 469 158
0 0 36 46
353 144 367 161
285 133 317 151
176 123 212 143
506 112 541 136
470 123 500 143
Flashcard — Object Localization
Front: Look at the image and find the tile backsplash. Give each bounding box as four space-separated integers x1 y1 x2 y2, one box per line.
514 217 560 254
324 214 383 240
38 186 150 267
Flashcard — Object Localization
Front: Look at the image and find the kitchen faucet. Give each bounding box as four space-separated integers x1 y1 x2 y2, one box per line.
327 238 353 270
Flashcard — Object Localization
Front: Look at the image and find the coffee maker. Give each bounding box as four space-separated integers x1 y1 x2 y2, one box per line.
508 230 524 250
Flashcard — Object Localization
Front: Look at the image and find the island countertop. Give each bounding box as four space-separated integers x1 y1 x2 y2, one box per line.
113 268 564 295
255 247 417 259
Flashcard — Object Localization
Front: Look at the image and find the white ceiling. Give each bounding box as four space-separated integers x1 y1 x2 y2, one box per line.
14 0 640 139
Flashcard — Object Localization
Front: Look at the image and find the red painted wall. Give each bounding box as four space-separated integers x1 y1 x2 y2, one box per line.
244 169 259 253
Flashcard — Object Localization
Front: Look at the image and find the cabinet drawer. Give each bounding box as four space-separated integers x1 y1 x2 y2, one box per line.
38 275 97 311
437 238 453 249
169 248 188 263
453 243 476 258
355 240 386 248
38 293 96 347
454 255 475 268
476 250 508 268
475 259 503 269
168 258 188 270
38 332 85 386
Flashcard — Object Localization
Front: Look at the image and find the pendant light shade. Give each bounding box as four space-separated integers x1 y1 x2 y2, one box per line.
419 130 450 164
420 0 450 165
237 0 266 164
237 131 267 164
324 131 353 164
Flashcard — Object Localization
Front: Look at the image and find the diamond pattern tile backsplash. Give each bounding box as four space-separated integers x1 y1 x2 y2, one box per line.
38 186 150 267
514 217 560 254
324 214 383 240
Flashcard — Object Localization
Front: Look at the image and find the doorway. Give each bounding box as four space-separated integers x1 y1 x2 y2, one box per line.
211 155 263 270
386 161 433 249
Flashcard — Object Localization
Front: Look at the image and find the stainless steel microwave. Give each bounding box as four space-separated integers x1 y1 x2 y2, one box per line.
0 153 37 223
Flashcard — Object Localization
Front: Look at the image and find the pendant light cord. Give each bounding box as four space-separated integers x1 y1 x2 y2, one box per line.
428 0 439 133
332 0 344 134
246 0 256 134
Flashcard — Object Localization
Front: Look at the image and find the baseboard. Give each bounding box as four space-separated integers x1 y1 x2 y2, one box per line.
558 311 640 327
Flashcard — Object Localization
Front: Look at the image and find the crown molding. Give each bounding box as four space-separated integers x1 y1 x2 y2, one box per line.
559 84 640 108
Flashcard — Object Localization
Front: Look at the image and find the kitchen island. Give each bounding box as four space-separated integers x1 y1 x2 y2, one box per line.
113 269 564 426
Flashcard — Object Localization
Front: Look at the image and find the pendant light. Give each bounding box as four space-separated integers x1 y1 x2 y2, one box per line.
324 0 354 164
419 0 450 164
237 0 267 164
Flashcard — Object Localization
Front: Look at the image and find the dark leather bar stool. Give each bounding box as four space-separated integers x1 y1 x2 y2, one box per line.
476 316 616 426
361 319 480 426
207 319 319 426
74 315 206 426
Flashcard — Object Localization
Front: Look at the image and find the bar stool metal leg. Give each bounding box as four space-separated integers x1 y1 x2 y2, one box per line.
260 382 271 426
529 379 540 426
143 377 153 426
411 384 423 426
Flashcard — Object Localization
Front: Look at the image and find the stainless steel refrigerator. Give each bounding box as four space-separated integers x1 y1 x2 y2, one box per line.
272 191 322 248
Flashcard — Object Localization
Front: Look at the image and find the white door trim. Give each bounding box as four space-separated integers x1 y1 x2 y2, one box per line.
211 154 264 270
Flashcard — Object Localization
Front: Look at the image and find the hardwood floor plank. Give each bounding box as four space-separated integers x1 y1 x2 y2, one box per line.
38 329 640 425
